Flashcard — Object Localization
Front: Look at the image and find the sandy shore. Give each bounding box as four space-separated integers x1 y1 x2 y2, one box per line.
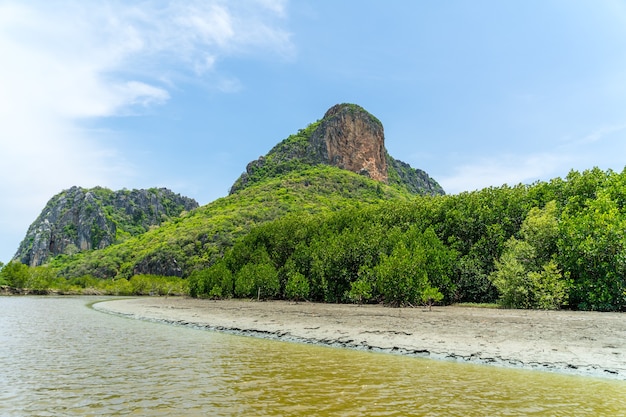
94 297 626 379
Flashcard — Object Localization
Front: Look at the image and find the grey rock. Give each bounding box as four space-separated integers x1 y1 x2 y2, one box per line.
13 186 198 267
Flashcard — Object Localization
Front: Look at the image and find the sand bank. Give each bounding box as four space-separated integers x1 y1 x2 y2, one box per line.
94 297 626 379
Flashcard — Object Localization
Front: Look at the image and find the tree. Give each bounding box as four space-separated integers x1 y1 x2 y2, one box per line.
520 201 559 266
0 261 30 288
490 202 568 309
558 191 626 310
375 242 426 306
0 261 5 285
188 260 233 298
347 275 373 304
410 226 457 301
235 261 279 299
421 285 443 311
490 239 534 308
28 266 56 291
285 271 309 302
528 261 568 310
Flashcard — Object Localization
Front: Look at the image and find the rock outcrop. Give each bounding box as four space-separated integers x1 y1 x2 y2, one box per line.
309 104 387 182
230 103 444 196
13 186 199 267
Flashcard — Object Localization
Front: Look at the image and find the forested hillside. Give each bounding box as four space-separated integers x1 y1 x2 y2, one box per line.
189 167 626 311
6 103 441 282
41 166 415 279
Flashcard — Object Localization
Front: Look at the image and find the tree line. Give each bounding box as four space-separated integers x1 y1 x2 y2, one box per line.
189 167 626 311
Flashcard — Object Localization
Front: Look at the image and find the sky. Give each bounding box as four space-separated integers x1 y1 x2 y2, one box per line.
2 0 626 264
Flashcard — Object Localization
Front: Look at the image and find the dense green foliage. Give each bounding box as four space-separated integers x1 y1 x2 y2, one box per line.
190 206 456 306
47 166 413 280
490 202 568 309
0 261 186 296
189 167 626 311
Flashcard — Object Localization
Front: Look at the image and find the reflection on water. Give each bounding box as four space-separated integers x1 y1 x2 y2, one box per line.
0 297 624 416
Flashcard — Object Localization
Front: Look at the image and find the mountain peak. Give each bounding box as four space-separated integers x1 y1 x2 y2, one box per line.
310 103 387 182
230 103 444 196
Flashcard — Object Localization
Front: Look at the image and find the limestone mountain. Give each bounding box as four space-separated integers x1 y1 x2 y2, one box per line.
230 103 444 196
13 186 199 267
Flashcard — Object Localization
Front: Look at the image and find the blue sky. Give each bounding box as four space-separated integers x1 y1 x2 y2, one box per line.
2 0 626 264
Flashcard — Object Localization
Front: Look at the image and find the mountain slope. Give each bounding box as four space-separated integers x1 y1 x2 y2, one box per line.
52 166 416 278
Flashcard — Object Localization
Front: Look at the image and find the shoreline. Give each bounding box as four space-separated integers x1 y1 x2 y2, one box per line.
94 297 626 380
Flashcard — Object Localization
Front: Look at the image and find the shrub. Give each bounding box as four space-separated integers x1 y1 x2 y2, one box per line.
285 271 309 301
491 239 568 310
421 285 444 311
347 277 373 304
235 262 280 299
528 261 569 310
375 243 426 306
188 261 233 298
0 261 30 288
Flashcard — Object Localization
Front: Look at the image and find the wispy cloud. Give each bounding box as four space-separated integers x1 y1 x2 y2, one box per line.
438 152 573 194
438 120 626 194
579 124 626 144
0 0 292 262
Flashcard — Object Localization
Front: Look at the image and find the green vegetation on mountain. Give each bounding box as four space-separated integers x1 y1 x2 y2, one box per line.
228 120 323 193
386 155 445 195
47 166 413 280
230 103 444 196
13 186 198 267
188 167 626 311
14 103 440 282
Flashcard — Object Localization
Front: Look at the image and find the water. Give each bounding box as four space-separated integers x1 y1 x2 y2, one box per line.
1 297 624 416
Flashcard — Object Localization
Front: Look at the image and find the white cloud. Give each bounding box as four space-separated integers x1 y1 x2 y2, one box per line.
115 81 171 110
0 0 292 262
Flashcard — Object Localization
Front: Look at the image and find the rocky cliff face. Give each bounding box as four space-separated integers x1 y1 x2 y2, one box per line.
14 186 198 267
309 104 387 182
230 103 444 196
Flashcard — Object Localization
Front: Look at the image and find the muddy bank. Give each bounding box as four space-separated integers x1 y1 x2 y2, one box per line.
95 297 626 379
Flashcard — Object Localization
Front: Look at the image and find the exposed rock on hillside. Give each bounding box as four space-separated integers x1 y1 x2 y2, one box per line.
14 186 198 267
230 103 444 196
387 156 445 195
309 104 387 182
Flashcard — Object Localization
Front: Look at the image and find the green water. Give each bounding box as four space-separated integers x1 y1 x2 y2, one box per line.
1 297 624 416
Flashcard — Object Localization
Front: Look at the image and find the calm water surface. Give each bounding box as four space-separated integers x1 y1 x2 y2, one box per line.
1 297 624 416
